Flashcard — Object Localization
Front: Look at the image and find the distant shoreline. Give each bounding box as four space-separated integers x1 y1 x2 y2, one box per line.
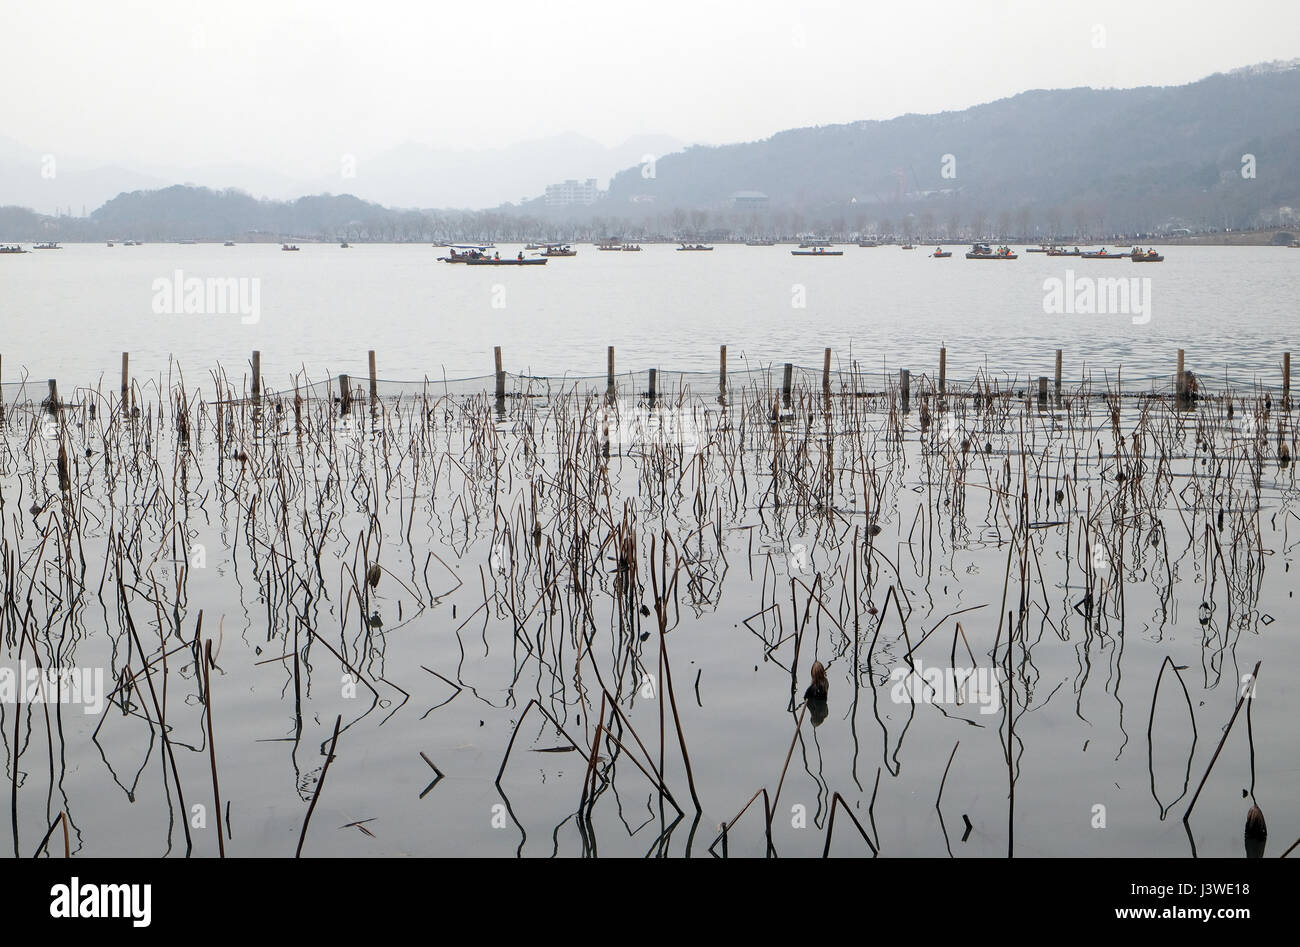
2 230 1295 247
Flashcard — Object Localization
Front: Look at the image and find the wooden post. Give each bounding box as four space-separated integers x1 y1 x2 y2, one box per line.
47 379 59 408
938 347 947 395
607 346 615 394
822 348 832 392
719 345 727 399
251 350 261 404
494 346 505 401
782 362 793 407
368 350 378 402
121 352 129 404
1038 376 1048 407
339 373 351 414
900 369 910 412
647 368 657 402
1176 349 1185 402
1284 351 1291 408
1054 349 1062 399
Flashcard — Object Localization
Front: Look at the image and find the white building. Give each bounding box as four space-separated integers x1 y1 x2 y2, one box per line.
545 178 602 207
731 190 769 210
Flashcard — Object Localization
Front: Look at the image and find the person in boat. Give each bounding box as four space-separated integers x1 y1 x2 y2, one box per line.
517 251 523 260
494 251 500 260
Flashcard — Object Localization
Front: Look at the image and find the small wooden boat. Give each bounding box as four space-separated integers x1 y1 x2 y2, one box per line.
438 247 492 263
966 244 1017 259
857 240 879 247
745 238 775 246
178 239 197 245
1046 246 1082 256
1129 247 1164 262
621 244 642 251
791 248 843 256
901 244 916 250
544 245 577 256
464 256 547 266
931 248 952 258
340 241 350 248
798 240 831 248
1024 245 1050 253
106 241 115 247
0 244 28 254
1080 247 1127 259
33 242 62 250
224 241 236 247
596 242 623 251
677 243 714 251
123 240 139 246
281 244 300 251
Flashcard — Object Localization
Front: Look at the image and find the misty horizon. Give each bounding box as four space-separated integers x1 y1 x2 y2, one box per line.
3 0 1300 214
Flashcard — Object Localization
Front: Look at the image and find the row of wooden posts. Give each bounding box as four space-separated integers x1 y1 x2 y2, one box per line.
501 345 1293 410
14 347 1295 412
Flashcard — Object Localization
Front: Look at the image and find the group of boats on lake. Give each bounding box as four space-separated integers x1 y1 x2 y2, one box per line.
0 239 1176 262
1 242 62 252
788 242 1166 262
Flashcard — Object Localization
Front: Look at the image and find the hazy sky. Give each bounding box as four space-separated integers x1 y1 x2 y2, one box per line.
3 0 1299 173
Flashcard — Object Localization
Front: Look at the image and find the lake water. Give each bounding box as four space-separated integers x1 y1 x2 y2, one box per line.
2 243 1297 392
1 243 1296 858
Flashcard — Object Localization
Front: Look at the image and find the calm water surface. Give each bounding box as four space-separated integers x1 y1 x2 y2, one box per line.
2 243 1296 388
2 243 1296 858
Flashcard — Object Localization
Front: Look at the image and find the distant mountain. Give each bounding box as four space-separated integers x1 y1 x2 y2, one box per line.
5 64 1299 240
0 184 559 243
0 131 687 216
308 132 687 209
0 136 169 217
602 62 1300 235
87 186 427 241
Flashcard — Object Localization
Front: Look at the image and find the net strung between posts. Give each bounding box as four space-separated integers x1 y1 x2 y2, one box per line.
0 359 1288 412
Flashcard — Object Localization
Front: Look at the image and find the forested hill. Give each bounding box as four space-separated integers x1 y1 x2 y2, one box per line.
604 62 1300 234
